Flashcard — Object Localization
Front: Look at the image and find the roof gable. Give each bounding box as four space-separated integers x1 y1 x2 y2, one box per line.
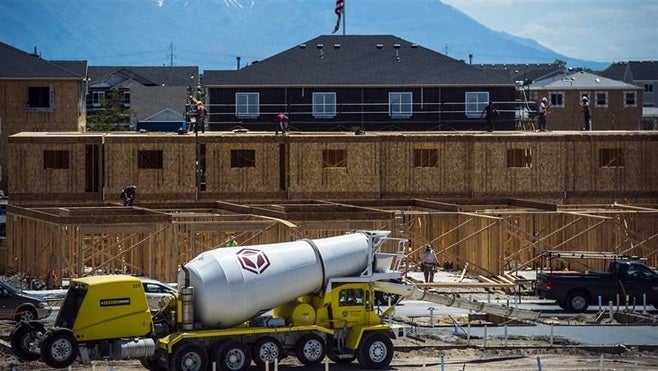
88 66 199 86
204 35 512 87
142 108 183 122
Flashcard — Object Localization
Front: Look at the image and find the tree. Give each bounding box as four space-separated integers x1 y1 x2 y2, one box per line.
553 59 567 71
87 88 134 131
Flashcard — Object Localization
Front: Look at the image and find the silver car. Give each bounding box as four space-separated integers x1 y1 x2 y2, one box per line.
140 278 177 309
0 280 51 321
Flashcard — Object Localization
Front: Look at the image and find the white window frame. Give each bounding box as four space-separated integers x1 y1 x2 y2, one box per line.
644 83 653 93
465 91 488 118
595 91 608 108
623 91 637 107
92 91 105 107
235 93 260 118
389 92 413 118
312 92 336 118
123 91 131 107
549 91 564 107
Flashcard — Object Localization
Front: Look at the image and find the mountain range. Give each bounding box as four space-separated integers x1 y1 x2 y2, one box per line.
0 0 609 72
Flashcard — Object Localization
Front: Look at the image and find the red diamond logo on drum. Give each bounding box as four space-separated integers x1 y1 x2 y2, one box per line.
236 248 271 274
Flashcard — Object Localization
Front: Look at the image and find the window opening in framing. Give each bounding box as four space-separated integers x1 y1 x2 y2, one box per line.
599 148 624 167
507 148 532 168
138 150 163 169
413 149 438 167
43 150 69 169
322 149 347 168
231 149 256 168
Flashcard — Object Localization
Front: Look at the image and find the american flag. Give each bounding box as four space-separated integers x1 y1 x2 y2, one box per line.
332 0 344 34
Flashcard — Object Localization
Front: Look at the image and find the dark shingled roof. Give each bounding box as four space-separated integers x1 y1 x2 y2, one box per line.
0 41 83 79
204 35 513 87
600 61 658 81
88 66 199 86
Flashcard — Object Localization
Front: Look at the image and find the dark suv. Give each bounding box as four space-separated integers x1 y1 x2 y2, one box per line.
0 280 51 321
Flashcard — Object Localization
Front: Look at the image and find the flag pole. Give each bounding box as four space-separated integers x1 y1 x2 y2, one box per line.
342 0 346 35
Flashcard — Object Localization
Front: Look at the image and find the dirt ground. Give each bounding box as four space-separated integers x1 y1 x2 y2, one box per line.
2 336 657 371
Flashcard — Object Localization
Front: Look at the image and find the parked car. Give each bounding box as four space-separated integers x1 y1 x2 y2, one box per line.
536 259 658 312
0 280 51 321
140 278 177 309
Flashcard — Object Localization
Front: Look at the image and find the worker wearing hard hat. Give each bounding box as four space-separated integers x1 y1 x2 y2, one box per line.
420 244 438 283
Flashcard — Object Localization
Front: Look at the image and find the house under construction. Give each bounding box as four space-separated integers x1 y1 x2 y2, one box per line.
5 130 658 284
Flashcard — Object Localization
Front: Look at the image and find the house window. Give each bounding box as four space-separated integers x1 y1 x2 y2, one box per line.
28 86 54 110
599 148 624 167
313 92 336 118
138 150 163 169
389 92 412 118
43 150 69 169
465 91 489 118
231 149 256 168
322 149 347 168
235 93 259 118
644 83 653 93
549 92 564 107
507 149 532 168
413 149 438 167
595 91 608 107
123 91 131 107
623 91 637 107
92 91 105 107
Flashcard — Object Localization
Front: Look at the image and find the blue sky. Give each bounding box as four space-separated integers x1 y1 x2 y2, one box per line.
442 0 658 62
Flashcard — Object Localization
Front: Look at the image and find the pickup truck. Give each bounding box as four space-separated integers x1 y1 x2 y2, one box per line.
536 260 658 312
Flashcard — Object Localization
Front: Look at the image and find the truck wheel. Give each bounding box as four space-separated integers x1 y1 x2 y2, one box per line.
252 336 283 368
566 291 590 312
356 332 394 369
170 343 208 371
140 358 166 371
296 334 326 366
15 306 37 322
40 329 78 369
214 340 251 371
9 322 42 361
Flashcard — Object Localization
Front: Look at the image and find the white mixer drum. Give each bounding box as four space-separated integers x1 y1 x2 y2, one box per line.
180 232 379 328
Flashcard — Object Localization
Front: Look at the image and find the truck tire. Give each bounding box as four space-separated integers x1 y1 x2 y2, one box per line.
356 332 394 369
214 340 251 371
566 291 590 312
9 321 42 361
170 342 208 371
296 333 326 366
252 336 283 368
140 358 166 371
40 329 78 369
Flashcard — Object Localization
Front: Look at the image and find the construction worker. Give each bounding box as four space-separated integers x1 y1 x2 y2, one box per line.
275 113 289 135
225 233 238 247
420 244 438 283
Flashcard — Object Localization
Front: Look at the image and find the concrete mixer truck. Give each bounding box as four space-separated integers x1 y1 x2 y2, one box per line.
9 230 541 370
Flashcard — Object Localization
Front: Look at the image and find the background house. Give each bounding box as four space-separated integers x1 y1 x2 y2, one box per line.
600 61 658 129
527 71 643 130
0 41 87 194
204 35 518 132
87 66 199 130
